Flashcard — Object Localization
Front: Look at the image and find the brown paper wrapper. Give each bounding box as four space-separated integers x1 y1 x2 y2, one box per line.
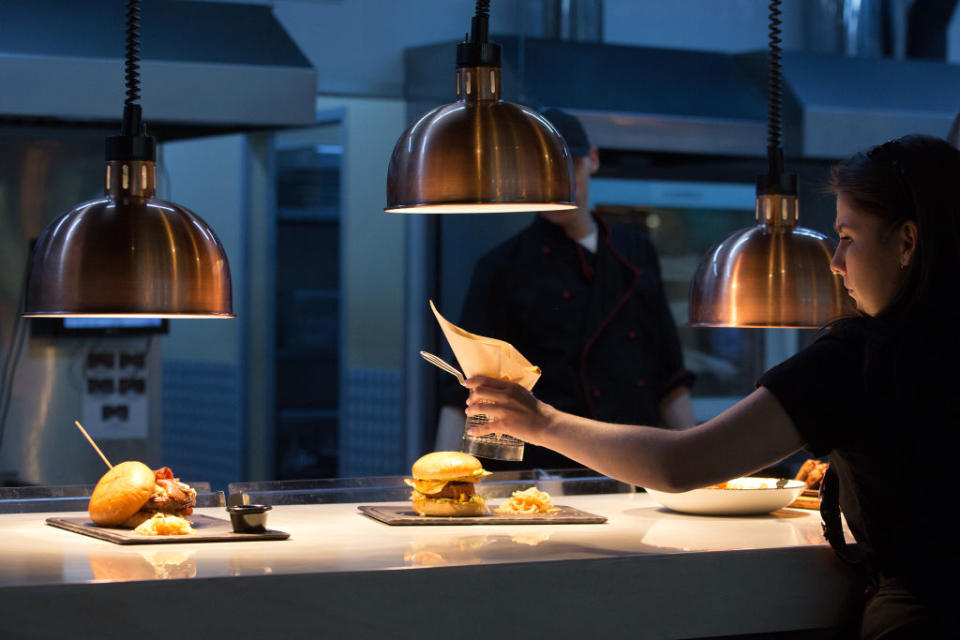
429 300 540 391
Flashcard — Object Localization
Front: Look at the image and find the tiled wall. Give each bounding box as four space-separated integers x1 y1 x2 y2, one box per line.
340 367 404 478
162 360 242 492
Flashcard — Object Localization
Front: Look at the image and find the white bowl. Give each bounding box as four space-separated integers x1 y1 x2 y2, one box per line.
644 478 806 516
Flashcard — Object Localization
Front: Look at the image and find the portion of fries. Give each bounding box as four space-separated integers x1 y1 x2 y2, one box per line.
494 487 561 515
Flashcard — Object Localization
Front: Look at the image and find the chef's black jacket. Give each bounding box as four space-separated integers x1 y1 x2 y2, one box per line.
442 213 694 470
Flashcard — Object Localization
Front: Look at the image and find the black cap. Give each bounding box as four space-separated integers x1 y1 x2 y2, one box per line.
106 104 156 162
540 108 590 157
106 134 156 163
756 146 797 196
456 41 501 68
456 7 500 68
756 172 797 195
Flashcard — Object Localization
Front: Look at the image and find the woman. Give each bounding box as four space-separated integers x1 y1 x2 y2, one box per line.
464 135 960 638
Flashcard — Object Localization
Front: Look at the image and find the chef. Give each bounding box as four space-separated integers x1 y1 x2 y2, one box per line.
435 109 695 470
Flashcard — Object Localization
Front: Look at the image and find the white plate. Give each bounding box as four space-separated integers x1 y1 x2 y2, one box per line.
644 478 806 516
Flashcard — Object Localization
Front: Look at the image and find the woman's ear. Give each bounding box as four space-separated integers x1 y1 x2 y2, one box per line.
899 220 918 268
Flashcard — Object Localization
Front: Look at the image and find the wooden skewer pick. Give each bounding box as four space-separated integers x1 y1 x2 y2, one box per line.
74 420 113 469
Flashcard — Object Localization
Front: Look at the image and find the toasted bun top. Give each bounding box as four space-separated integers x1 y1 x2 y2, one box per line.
89 461 156 526
412 451 485 480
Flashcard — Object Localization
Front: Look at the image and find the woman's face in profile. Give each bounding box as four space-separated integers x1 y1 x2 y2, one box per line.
830 194 910 316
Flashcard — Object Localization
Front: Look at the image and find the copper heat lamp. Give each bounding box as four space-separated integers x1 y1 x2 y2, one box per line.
688 0 845 327
384 0 575 214
22 0 233 318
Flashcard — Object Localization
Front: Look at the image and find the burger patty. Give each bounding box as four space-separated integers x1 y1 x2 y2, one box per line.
145 471 197 515
426 482 476 501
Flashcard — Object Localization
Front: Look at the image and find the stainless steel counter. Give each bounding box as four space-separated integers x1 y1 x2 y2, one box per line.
0 492 856 639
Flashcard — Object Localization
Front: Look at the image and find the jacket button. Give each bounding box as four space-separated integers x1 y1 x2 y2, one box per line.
636 379 646 388
592 389 601 398
628 331 637 340
562 291 571 299
542 246 551 255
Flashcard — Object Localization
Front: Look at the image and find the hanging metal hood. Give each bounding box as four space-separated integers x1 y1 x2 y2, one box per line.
406 37 769 157
0 0 316 139
405 37 960 160
750 50 960 158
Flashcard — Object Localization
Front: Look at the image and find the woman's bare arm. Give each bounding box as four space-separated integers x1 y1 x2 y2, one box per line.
465 377 804 492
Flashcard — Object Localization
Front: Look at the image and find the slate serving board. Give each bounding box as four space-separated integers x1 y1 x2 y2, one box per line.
358 504 607 525
45 514 290 544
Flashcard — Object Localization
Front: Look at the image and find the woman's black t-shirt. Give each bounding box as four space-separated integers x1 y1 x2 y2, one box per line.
757 318 958 605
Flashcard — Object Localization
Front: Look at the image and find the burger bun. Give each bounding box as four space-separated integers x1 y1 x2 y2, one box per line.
89 461 156 527
412 451 485 481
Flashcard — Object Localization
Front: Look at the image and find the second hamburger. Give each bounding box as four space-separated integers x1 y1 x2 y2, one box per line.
405 451 491 516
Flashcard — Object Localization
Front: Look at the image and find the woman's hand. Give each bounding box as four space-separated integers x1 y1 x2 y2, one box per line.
463 376 555 445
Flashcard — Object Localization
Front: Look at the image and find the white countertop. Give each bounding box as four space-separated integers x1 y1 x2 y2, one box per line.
0 493 857 639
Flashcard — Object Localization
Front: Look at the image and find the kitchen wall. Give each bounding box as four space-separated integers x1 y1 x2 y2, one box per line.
320 97 407 371
313 96 410 477
151 96 411 480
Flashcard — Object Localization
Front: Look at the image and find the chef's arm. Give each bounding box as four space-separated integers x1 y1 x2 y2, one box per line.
435 406 466 451
658 385 695 429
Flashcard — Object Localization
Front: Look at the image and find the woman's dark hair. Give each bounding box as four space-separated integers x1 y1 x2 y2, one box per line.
828 136 960 423
828 134 960 324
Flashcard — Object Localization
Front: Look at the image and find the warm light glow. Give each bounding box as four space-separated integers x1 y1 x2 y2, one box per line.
385 202 577 214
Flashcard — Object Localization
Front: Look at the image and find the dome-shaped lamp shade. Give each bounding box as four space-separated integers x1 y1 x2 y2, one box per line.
385 67 575 214
688 194 848 328
23 162 233 318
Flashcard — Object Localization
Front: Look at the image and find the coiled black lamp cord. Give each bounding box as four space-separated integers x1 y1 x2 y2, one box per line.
110 0 153 160
757 0 795 193
124 0 142 108
767 0 783 152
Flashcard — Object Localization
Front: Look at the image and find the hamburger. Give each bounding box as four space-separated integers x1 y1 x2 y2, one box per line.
88 461 197 531
404 451 490 516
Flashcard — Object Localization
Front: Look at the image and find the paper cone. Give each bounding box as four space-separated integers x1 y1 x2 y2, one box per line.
429 300 540 391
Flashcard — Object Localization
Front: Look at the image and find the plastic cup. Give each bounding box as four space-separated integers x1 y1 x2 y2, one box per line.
461 412 524 461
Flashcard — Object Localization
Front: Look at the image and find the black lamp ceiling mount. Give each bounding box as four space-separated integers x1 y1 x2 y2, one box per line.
22 0 234 319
